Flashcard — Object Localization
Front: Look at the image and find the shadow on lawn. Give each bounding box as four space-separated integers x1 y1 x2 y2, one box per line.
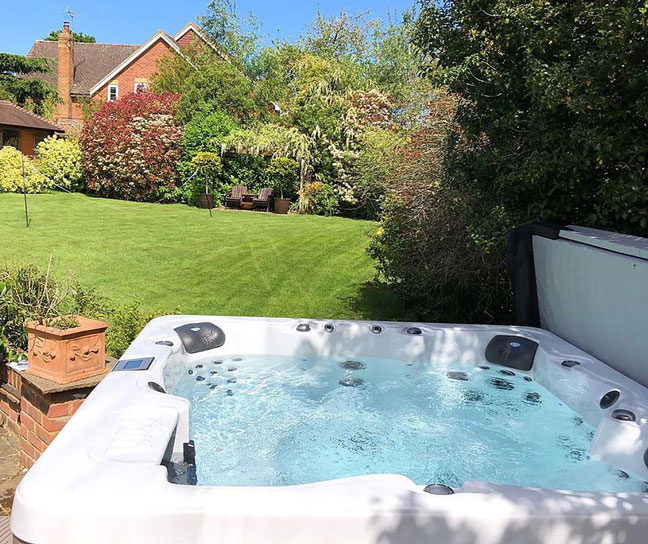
347 281 409 322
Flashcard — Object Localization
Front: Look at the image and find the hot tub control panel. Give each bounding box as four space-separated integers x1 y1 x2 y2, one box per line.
113 357 155 372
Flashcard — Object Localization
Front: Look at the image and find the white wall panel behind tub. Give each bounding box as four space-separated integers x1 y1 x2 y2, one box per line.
533 234 648 388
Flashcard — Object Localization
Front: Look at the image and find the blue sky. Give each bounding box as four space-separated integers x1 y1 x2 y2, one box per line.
1 0 416 55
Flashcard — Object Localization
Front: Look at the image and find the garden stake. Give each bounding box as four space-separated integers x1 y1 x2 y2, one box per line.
22 156 30 228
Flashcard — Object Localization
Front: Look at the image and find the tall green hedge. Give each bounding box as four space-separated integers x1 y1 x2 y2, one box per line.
417 0 648 248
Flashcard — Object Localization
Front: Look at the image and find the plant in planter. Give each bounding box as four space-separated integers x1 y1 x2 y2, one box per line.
266 157 299 214
189 151 223 210
0 261 108 384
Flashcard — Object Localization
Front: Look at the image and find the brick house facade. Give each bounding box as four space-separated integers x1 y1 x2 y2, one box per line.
27 22 218 129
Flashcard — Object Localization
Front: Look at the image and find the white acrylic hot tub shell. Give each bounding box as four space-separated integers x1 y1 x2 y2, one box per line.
11 316 648 544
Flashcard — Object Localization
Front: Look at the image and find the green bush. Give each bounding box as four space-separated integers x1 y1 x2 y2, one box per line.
222 154 268 194
102 301 170 358
177 152 225 206
35 135 83 191
0 146 50 193
0 263 173 361
297 181 339 216
182 109 237 158
266 157 299 199
368 93 512 323
0 262 77 361
351 128 405 220
416 0 648 245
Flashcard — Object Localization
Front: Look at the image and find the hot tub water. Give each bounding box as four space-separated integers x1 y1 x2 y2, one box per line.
170 355 646 492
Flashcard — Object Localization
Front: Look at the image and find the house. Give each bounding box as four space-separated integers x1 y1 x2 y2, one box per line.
26 21 218 129
0 99 63 155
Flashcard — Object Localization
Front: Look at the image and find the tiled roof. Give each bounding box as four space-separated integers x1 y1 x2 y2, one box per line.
26 41 140 95
0 100 63 131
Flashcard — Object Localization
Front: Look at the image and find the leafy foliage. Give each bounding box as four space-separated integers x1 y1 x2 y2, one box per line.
0 262 173 361
0 261 72 361
297 181 339 216
199 0 261 74
416 0 648 246
185 151 224 204
153 48 258 125
266 157 299 199
181 108 237 158
368 94 512 323
35 136 83 190
80 92 182 201
44 30 96 43
150 5 433 216
0 147 50 193
222 123 313 169
0 53 57 116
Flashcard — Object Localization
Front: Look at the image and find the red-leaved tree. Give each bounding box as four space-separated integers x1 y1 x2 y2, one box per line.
80 92 182 201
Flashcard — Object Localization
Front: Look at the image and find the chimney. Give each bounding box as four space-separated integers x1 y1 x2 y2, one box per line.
56 21 74 122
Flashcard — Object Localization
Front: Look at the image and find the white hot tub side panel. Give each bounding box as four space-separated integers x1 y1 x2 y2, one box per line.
533 235 648 389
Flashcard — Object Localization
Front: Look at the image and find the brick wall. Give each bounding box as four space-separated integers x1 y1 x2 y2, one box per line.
0 363 112 469
94 38 173 102
176 28 198 49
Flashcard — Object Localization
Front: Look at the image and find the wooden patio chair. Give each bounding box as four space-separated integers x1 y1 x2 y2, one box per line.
253 187 274 212
225 185 248 209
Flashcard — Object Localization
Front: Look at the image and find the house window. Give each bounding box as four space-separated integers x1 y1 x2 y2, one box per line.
134 82 148 94
107 84 119 102
0 129 20 149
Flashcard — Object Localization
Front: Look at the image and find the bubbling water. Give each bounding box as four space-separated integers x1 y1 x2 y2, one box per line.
170 355 646 492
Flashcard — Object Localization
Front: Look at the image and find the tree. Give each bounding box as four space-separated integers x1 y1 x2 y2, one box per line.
44 30 96 43
416 0 648 246
198 0 260 75
0 53 57 116
151 47 258 124
368 92 511 323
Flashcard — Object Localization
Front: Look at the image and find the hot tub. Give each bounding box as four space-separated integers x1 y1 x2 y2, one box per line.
11 316 648 544
11 225 648 543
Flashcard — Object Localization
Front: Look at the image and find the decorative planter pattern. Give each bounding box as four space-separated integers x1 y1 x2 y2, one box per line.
25 316 109 384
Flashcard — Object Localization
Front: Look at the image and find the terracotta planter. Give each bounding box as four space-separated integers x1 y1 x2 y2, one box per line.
198 194 215 209
274 198 291 214
25 315 109 384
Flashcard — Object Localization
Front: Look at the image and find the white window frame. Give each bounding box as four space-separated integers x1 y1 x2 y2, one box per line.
134 82 148 94
107 84 119 102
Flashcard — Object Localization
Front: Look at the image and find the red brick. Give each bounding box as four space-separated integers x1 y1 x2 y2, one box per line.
47 403 69 418
20 437 36 459
34 423 56 445
21 412 35 432
19 425 28 440
27 430 45 452
23 400 43 425
94 39 174 105
68 399 85 415
42 414 69 433
20 450 34 469
5 418 20 436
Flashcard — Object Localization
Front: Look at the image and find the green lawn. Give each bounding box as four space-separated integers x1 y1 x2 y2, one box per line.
0 193 403 320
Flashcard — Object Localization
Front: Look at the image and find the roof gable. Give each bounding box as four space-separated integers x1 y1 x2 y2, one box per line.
88 31 185 95
27 41 140 95
173 22 229 61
